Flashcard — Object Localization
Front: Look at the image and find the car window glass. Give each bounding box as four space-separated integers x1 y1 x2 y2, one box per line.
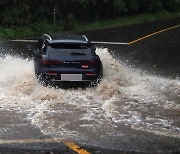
49 43 91 49
47 46 92 56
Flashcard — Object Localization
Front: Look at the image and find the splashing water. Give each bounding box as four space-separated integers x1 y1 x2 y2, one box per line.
0 48 179 146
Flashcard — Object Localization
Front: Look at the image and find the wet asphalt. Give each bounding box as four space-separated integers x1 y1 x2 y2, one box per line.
0 17 180 153
85 17 180 78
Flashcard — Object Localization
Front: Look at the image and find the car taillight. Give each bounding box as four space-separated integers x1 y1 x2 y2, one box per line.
46 72 58 75
86 73 96 76
82 65 89 68
41 58 62 65
81 60 98 68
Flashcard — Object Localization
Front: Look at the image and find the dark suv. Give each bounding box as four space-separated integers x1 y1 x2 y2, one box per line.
33 34 103 86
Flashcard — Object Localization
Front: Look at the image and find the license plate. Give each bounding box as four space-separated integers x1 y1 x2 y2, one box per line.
61 74 82 81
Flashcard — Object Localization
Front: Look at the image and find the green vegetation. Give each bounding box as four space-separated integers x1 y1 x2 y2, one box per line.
76 11 180 32
0 0 179 40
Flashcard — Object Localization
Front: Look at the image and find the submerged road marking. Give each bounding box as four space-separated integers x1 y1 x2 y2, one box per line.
0 138 91 154
128 24 180 45
64 141 91 154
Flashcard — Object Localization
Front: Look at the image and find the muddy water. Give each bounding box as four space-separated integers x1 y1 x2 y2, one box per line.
0 48 179 150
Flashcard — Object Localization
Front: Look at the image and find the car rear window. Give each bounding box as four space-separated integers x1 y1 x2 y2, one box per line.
47 43 93 56
49 43 91 49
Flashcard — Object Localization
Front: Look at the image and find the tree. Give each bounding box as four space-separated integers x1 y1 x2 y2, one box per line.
125 0 140 15
0 0 179 28
163 0 180 11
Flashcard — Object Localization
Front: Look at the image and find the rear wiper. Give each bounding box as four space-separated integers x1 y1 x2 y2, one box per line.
71 52 86 55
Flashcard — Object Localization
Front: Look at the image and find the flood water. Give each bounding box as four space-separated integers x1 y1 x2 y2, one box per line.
0 47 179 151
0 19 180 152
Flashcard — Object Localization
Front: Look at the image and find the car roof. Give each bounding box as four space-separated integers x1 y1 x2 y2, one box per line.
42 34 88 42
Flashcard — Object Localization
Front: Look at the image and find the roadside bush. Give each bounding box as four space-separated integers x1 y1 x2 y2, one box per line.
0 28 16 39
63 14 77 31
0 0 179 28
163 0 180 11
139 0 164 13
15 28 34 39
102 0 126 18
0 0 179 40
125 0 140 14
0 22 65 40
31 21 53 36
30 21 63 36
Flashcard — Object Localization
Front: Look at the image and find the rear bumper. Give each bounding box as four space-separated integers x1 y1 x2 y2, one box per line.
36 69 102 82
45 73 100 82
35 65 103 83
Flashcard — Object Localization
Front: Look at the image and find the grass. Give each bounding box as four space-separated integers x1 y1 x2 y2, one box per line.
0 11 179 40
76 11 180 32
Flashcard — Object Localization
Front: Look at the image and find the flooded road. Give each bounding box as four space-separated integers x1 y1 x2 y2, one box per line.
0 19 180 153
0 48 180 153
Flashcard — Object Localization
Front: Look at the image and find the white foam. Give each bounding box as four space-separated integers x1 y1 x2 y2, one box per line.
0 48 179 141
